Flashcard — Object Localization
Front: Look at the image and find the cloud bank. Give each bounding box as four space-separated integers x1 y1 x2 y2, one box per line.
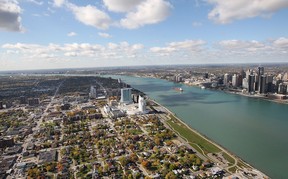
207 0 288 24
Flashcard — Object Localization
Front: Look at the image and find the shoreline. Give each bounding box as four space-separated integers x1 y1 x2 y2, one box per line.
148 98 269 178
183 82 288 105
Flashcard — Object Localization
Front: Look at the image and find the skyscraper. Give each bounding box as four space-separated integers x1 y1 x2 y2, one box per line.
259 75 267 94
120 88 132 104
138 96 146 113
258 67 264 91
266 75 274 93
224 73 231 86
232 74 238 87
248 74 255 92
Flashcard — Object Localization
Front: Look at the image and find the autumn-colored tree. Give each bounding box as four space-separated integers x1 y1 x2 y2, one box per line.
141 160 151 168
165 171 177 179
154 137 161 145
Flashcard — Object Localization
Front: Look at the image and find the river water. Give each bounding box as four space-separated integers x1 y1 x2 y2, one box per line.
107 75 288 179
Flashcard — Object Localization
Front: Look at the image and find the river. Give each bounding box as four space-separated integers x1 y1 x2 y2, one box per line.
106 75 288 179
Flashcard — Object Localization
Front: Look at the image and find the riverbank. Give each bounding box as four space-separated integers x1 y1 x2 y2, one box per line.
184 82 288 105
149 98 269 178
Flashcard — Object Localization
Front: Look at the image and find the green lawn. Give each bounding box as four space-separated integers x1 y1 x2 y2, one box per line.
166 119 220 154
222 152 235 166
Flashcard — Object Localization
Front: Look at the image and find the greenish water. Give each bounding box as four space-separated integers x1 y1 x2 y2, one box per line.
108 75 288 179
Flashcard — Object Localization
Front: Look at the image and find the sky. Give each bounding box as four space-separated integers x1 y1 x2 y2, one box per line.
0 0 288 71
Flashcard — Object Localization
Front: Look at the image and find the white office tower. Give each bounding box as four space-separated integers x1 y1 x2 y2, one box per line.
138 96 146 113
89 86 97 99
120 88 132 104
232 74 238 87
242 78 248 89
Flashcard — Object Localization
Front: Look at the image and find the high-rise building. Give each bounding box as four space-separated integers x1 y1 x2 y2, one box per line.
246 69 252 78
224 73 231 86
266 75 274 93
120 88 132 104
283 72 288 81
232 74 238 87
254 74 259 91
278 83 287 94
89 86 97 99
174 74 183 82
259 75 267 94
242 78 248 89
138 96 146 113
248 74 255 92
257 67 264 91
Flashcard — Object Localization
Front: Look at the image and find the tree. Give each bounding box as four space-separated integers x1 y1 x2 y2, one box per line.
141 160 151 168
46 165 52 172
196 158 201 166
119 156 127 166
130 153 138 163
154 137 161 145
165 172 177 179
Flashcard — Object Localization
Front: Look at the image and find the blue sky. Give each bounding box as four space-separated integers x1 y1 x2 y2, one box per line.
0 0 288 70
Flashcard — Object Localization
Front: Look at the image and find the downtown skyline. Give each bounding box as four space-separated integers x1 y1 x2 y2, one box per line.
0 0 288 70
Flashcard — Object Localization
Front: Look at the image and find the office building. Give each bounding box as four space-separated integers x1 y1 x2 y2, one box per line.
242 78 248 89
257 67 264 92
248 74 255 92
254 74 259 91
120 88 132 104
266 75 274 93
278 83 287 94
240 69 246 79
246 69 252 78
232 74 238 87
259 75 267 94
89 86 97 99
28 98 40 106
138 96 146 113
224 73 231 86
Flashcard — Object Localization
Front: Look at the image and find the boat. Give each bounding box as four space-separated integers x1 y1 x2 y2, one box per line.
173 87 183 92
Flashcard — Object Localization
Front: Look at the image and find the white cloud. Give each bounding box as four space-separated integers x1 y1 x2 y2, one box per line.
1 42 144 59
67 3 112 30
0 0 23 32
207 0 288 24
98 32 112 38
26 0 43 5
217 40 271 53
168 40 206 49
272 37 288 48
67 32 77 36
120 0 172 29
53 0 65 7
103 0 143 13
2 38 287 69
150 40 206 56
64 52 78 57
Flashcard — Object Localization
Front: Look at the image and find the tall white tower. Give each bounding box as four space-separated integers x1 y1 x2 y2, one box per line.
138 96 146 113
